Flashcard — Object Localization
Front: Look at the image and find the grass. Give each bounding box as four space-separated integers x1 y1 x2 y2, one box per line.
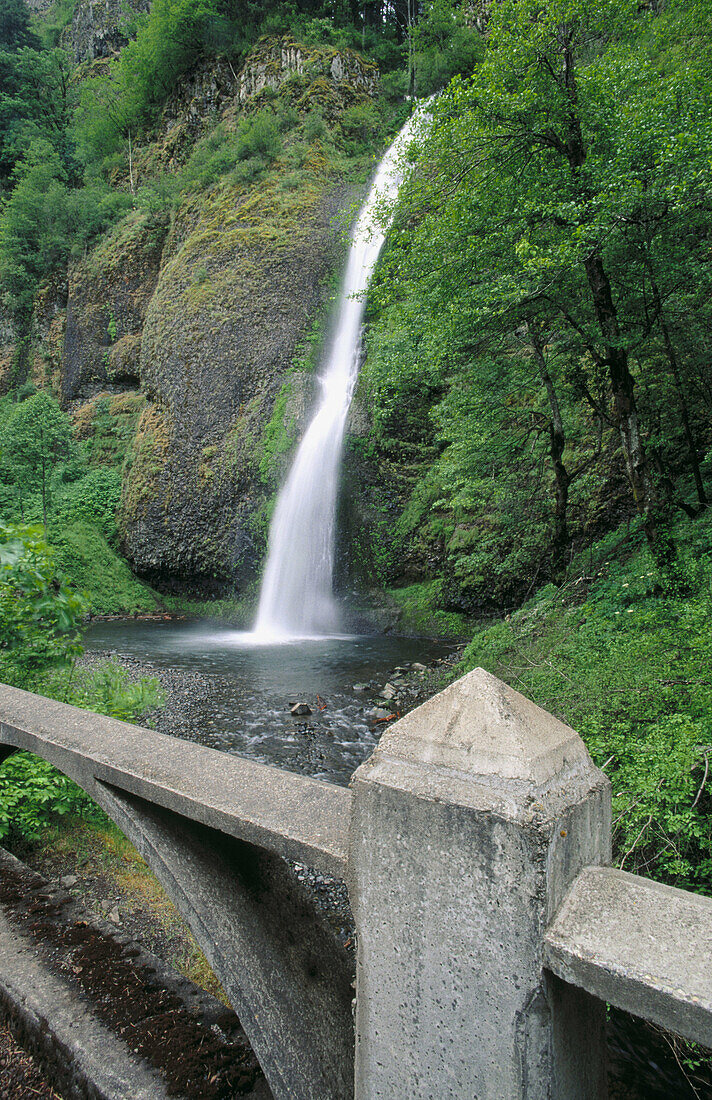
49 521 160 615
31 818 228 1003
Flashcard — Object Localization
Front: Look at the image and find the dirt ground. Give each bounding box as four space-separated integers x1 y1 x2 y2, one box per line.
0 1019 64 1100
0 856 262 1099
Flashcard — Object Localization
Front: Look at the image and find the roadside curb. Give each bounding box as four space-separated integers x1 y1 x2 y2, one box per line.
0 846 270 1099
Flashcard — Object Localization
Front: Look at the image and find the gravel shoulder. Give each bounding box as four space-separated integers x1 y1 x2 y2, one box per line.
0 847 267 1099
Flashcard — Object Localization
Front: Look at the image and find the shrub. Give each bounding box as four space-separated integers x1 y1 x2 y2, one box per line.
0 522 85 685
0 661 162 843
54 467 122 538
48 521 158 615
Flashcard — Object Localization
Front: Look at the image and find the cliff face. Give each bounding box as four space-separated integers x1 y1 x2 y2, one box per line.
0 307 18 393
62 214 167 402
29 38 380 594
236 38 379 103
68 0 150 62
120 174 347 591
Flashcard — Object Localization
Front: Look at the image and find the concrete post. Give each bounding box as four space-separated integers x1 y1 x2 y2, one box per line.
348 667 611 1099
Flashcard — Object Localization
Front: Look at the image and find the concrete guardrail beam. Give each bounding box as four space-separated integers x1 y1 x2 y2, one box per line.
544 864 712 1049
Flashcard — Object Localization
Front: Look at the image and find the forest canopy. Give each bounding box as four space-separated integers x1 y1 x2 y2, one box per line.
362 0 712 609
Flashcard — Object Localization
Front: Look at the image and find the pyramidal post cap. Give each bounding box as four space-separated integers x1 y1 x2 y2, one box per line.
372 667 590 787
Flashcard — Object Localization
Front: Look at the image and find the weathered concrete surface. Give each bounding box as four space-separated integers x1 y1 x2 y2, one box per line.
0 682 349 876
348 667 611 1100
0 905 172 1100
544 865 712 1049
97 784 355 1100
0 681 353 1098
0 845 272 1098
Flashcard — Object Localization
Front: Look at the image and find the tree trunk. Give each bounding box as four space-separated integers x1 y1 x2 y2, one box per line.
559 29 662 554
529 327 571 581
583 252 663 549
41 456 47 531
648 275 707 508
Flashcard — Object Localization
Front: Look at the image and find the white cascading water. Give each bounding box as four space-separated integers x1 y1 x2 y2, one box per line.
253 109 427 643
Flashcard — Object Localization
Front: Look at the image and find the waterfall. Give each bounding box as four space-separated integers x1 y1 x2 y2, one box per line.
252 109 427 643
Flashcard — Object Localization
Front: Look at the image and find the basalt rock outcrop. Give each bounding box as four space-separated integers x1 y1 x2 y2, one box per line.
0 306 18 395
62 213 168 402
238 37 379 105
35 38 379 594
118 173 346 591
68 0 150 62
0 276 67 398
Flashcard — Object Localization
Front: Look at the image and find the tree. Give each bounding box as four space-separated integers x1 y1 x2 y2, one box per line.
0 0 38 50
2 393 73 528
381 0 711 564
76 0 224 160
0 46 76 185
0 138 131 325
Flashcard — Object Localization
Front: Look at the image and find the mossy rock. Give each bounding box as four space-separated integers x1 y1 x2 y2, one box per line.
238 37 379 107
62 211 168 402
118 96 363 592
72 390 147 467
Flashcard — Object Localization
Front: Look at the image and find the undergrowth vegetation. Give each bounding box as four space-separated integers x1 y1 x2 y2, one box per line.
0 387 158 613
0 522 161 844
460 509 712 892
0 663 161 844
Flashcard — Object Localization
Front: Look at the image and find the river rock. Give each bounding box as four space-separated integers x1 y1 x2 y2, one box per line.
379 684 397 701
60 875 79 888
291 702 312 717
412 662 428 673
353 683 368 692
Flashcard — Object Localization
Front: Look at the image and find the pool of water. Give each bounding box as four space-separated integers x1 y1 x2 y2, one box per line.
83 620 452 786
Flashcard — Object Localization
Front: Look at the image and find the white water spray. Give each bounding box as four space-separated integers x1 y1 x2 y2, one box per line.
252 109 427 643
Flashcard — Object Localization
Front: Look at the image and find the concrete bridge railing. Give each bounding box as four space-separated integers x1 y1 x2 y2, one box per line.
1 667 711 1099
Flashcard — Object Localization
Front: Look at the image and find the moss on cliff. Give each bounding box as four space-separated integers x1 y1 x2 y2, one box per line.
63 210 167 402
258 374 300 486
385 581 470 640
120 403 171 517
72 391 147 467
116 39 382 592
